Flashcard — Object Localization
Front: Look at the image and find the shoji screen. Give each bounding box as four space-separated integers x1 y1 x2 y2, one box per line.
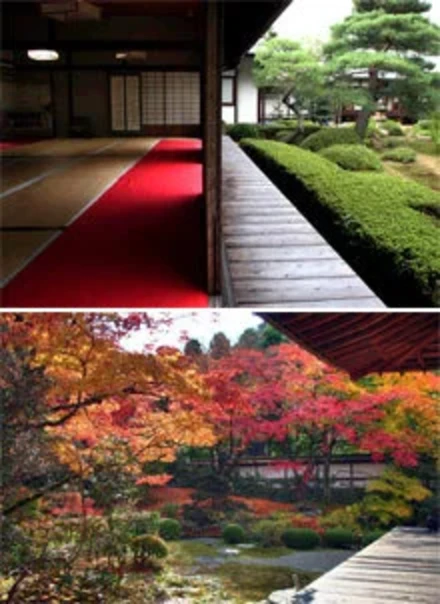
125 76 140 131
165 72 200 125
141 71 200 128
141 72 165 125
110 75 125 132
110 75 141 132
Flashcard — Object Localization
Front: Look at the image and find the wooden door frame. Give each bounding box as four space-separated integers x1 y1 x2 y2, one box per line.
202 0 222 296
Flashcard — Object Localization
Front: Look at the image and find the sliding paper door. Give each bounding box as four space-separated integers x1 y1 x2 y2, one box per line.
110 74 141 133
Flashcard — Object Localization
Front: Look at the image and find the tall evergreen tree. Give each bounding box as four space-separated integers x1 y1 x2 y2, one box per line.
325 0 440 136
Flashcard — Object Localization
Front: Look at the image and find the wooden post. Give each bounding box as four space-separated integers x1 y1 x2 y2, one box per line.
203 0 222 296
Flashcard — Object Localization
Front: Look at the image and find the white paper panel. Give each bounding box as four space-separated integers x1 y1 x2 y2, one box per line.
110 75 125 131
126 75 140 131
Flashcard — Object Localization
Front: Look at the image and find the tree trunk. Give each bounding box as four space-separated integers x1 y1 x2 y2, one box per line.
355 108 373 139
356 67 379 139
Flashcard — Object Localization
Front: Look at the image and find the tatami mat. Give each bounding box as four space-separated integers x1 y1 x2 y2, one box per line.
1 137 157 284
1 229 60 283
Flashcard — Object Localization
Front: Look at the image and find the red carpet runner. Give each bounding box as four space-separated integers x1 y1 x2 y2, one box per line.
1 139 208 307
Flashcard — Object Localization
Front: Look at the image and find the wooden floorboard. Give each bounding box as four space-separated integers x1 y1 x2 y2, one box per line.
293 528 440 603
222 137 384 308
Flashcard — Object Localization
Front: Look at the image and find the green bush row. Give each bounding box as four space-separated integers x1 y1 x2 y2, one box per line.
222 521 386 550
320 144 383 172
240 139 440 306
301 127 361 151
381 120 405 136
382 147 417 163
226 121 322 145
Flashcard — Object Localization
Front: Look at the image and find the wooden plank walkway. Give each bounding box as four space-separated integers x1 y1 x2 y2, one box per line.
292 528 440 603
221 137 384 308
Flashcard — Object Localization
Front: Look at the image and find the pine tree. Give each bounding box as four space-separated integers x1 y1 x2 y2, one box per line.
325 0 440 136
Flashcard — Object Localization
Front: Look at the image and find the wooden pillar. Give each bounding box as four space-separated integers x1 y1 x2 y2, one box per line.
203 0 222 296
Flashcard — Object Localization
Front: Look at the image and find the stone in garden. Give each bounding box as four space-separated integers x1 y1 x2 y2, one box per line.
221 548 240 556
237 543 256 549
267 588 298 604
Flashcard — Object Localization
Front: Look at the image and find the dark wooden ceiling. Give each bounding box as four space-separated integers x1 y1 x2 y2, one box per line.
260 312 439 379
0 0 292 67
89 0 201 18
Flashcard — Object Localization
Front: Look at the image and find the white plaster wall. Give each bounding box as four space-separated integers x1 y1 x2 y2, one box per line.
236 55 258 123
222 105 235 124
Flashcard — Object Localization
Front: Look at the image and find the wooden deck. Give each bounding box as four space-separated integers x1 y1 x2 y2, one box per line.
293 528 440 603
221 137 384 308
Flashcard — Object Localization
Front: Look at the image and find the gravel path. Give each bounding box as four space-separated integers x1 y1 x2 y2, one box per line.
230 549 353 573
191 538 354 573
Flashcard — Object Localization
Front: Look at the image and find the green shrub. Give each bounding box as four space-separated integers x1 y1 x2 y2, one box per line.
281 528 320 550
251 518 291 547
290 122 322 145
227 123 260 141
382 147 417 163
128 511 161 537
160 503 180 519
361 530 386 547
223 523 246 545
417 119 431 132
381 120 405 136
320 144 383 172
275 129 296 143
428 111 440 154
132 534 168 562
322 528 356 549
301 127 361 152
382 136 408 149
240 138 440 306
159 518 181 541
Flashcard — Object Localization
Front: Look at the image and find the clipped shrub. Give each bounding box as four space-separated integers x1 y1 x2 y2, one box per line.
381 120 405 136
382 147 417 163
361 530 386 547
382 136 408 149
227 123 260 141
128 511 161 537
416 119 431 132
301 127 361 152
223 523 246 545
240 138 440 306
275 129 296 143
289 122 322 145
322 527 356 549
320 144 383 172
251 518 291 547
132 534 168 563
159 518 181 541
160 503 180 519
281 528 320 550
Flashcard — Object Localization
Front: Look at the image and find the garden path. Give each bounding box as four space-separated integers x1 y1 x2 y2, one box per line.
190 538 353 573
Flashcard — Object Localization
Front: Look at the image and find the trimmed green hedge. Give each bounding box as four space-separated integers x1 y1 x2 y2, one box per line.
382 147 417 163
320 144 383 172
240 139 440 306
361 530 386 547
301 127 361 152
227 123 261 141
159 518 181 541
223 523 246 544
382 120 405 136
282 528 320 550
323 528 356 549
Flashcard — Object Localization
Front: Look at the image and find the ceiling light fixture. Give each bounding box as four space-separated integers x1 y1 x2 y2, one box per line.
116 52 128 60
27 49 60 62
